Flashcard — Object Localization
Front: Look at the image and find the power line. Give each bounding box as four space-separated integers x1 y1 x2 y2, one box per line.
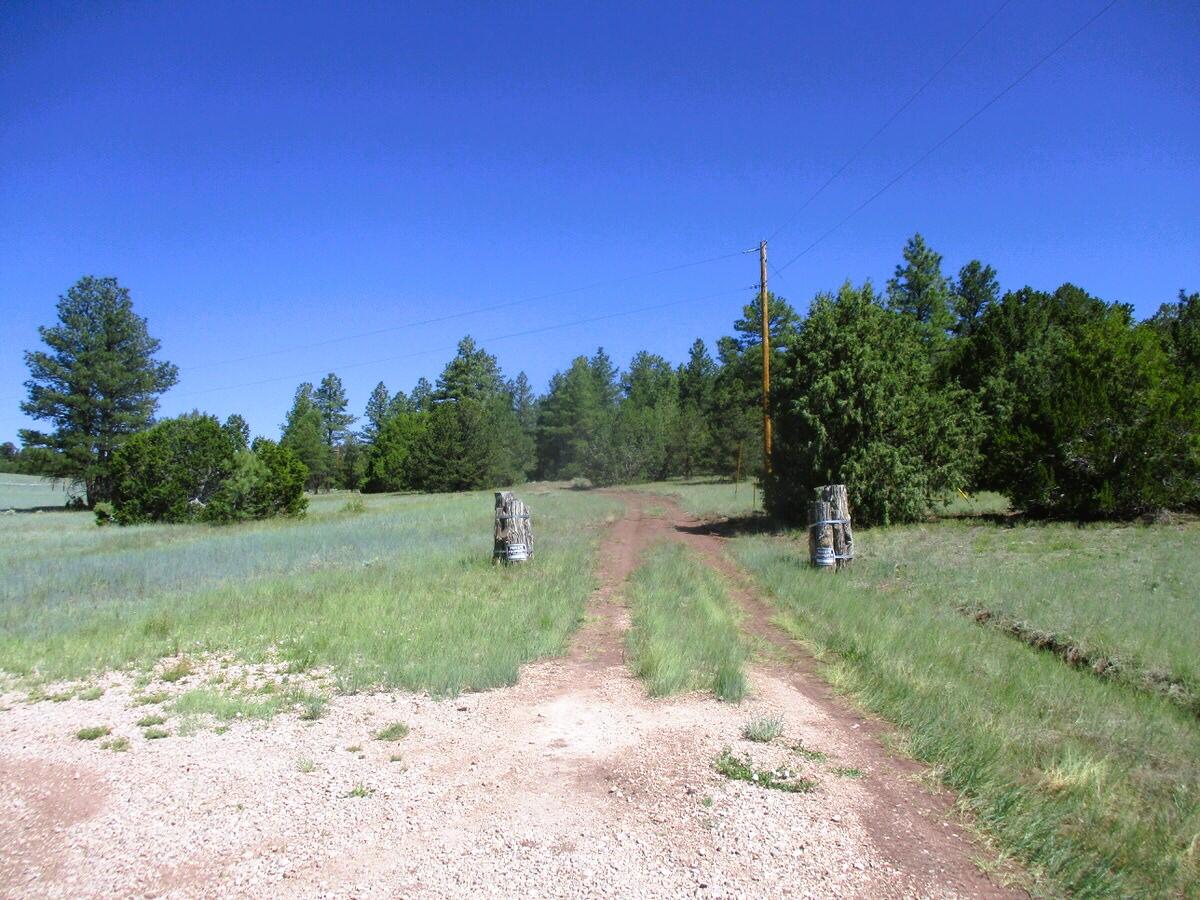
764 0 1016 245
170 285 756 400
179 249 747 372
776 0 1120 274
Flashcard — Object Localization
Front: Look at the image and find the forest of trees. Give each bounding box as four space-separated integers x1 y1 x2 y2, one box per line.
13 237 1200 525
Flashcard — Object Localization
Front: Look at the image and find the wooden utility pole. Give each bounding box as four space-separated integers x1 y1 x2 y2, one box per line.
759 240 772 475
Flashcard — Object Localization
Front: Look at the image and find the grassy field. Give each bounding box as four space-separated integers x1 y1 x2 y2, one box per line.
624 542 748 702
730 518 1200 897
0 473 84 510
0 487 620 694
634 477 762 519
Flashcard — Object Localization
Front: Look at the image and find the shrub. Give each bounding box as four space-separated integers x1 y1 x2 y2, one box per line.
965 285 1200 517
767 282 982 526
109 416 307 525
109 414 238 524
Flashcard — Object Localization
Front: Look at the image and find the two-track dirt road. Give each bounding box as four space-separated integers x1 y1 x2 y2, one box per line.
0 492 1021 898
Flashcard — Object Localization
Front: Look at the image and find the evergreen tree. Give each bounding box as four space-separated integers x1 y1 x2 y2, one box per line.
222 414 251 451
435 336 504 403
20 276 179 506
280 383 332 491
968 285 1199 516
411 377 434 411
674 339 717 477
768 281 982 527
590 348 621 408
361 381 392 442
1149 289 1200 380
512 372 538 439
536 355 611 478
887 233 955 347
363 408 427 493
951 260 1000 337
313 372 355 446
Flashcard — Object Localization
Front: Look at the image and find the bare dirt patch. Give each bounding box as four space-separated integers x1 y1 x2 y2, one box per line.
0 492 1021 898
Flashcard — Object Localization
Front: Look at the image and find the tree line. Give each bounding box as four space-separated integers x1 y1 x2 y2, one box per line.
13 241 1199 525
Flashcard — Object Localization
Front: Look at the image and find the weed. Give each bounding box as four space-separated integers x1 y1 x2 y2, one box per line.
76 725 111 741
791 742 828 762
742 715 783 743
133 691 170 706
298 696 326 721
833 767 865 778
345 744 362 753
714 749 815 794
388 754 403 763
341 496 367 515
345 783 373 798
48 690 73 702
100 736 130 752
701 795 714 808
159 658 193 683
296 757 316 773
143 726 169 739
136 714 166 727
78 686 104 700
374 722 409 742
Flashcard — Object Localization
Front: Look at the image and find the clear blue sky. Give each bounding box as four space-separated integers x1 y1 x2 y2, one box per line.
2 0 1197 443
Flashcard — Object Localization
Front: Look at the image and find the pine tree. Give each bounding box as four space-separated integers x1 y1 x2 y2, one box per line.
280 383 332 491
313 373 355 446
361 381 392 443
887 233 955 346
20 276 179 506
951 260 1000 337
411 377 434 411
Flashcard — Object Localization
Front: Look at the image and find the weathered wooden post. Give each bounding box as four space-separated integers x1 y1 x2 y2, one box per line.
493 491 533 564
809 484 854 571
822 484 854 571
807 499 835 572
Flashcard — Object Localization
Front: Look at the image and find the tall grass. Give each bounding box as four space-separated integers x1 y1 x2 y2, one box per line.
0 488 621 695
633 478 761 519
732 524 1200 897
625 542 747 701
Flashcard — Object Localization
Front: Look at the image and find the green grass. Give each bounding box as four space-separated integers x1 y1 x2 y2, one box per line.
345 783 373 798
732 520 1200 897
714 749 815 793
0 474 84 510
374 721 409 741
625 542 748 701
143 726 169 739
100 736 130 752
632 478 761 519
741 715 783 743
0 488 620 695
171 687 323 722
136 713 166 727
75 725 110 740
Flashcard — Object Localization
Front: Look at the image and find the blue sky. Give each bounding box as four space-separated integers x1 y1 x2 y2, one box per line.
2 0 1197 442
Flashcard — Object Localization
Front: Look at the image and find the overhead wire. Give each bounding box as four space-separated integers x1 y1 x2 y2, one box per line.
170 284 757 400
764 0 1017 245
775 0 1120 274
179 249 748 371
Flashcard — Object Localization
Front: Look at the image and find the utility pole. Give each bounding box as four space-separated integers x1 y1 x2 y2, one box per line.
759 240 772 475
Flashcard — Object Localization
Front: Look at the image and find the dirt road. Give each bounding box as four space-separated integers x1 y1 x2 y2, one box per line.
0 492 1020 898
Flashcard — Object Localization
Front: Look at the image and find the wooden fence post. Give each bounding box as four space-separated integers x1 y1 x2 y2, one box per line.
493 492 533 564
808 500 834 572
812 484 854 571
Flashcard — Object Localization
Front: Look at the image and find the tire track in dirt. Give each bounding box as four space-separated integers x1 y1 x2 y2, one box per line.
603 490 1022 898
